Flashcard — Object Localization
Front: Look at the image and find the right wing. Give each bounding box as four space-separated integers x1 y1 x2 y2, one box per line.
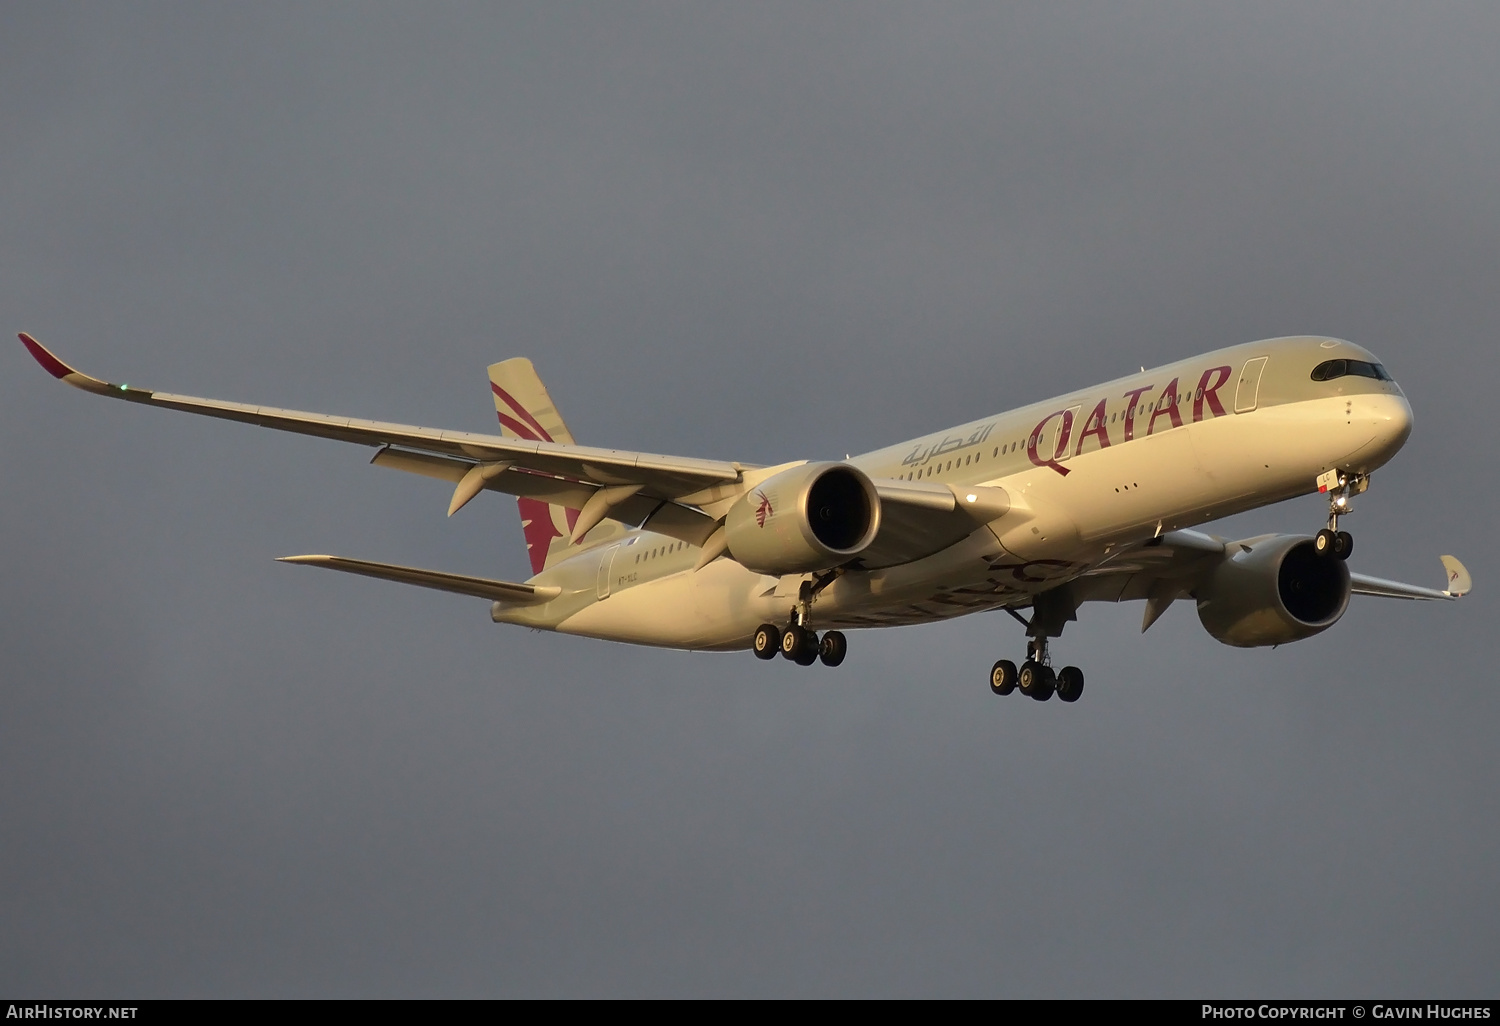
1350 555 1471 601
1066 533 1469 633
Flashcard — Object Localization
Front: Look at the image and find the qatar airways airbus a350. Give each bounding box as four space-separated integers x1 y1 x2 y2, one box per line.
20 332 1468 703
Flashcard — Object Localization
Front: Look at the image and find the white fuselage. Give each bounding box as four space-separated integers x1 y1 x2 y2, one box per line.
502 336 1413 650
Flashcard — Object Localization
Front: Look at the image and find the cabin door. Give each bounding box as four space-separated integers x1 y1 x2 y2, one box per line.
595 545 618 600
1234 357 1268 413
1054 405 1083 461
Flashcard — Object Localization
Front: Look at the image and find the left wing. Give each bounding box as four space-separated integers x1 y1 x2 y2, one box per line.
21 333 994 565
20 333 743 500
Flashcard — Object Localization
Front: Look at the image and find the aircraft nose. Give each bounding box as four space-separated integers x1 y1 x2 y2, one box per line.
1364 393 1414 466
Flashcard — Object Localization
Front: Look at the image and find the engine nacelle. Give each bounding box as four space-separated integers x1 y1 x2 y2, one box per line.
1196 535 1351 647
724 462 881 575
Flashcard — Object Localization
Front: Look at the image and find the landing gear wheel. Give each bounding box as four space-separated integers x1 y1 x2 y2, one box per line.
1019 661 1054 701
780 625 811 662
989 659 1018 696
1055 666 1085 703
1034 667 1055 702
795 631 820 666
752 623 782 660
1334 531 1353 560
818 630 847 667
1315 529 1337 557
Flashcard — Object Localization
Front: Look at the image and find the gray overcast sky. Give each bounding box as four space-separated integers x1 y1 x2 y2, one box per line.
2 2 1496 997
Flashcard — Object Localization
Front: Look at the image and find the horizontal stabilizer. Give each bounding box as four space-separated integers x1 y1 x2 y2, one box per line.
277 554 560 604
1349 555 1471 601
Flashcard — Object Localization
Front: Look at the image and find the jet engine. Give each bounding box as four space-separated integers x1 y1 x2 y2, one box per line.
1195 534 1351 647
724 462 881 575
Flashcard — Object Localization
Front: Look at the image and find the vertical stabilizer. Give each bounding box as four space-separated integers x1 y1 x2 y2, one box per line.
487 359 625 573
488 358 576 446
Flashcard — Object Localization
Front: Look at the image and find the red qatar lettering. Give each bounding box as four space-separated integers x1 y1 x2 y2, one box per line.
1027 408 1075 476
1073 397 1111 456
1120 385 1153 441
1147 377 1184 435
1194 365 1232 422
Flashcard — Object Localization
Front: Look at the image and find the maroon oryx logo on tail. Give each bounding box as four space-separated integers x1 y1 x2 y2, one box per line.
754 490 773 527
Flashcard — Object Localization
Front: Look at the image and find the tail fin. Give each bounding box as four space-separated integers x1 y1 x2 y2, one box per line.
487 359 626 573
488 357 577 447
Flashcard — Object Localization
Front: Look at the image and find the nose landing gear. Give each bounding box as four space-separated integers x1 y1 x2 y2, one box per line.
1314 470 1368 560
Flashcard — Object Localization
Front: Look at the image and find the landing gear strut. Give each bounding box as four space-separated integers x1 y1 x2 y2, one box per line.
1018 637 1055 701
1314 470 1367 561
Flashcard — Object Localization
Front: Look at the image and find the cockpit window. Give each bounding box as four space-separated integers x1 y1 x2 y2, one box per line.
1311 359 1392 382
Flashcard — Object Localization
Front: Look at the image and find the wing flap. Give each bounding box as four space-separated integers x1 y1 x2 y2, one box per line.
277 554 560 604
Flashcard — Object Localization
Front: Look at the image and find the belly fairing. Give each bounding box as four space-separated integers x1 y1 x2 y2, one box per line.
553 558 780 651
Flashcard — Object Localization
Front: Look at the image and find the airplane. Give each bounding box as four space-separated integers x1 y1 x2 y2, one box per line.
19 331 1469 703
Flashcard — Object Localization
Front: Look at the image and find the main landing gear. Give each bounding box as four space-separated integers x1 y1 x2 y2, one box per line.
1313 470 1368 561
989 636 1084 703
752 622 847 668
989 605 1084 703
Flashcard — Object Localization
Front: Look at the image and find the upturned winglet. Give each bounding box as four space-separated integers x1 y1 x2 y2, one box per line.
18 333 119 396
1440 555 1471 598
1350 554 1473 602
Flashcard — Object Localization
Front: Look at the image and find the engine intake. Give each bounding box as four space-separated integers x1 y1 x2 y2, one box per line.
1196 535 1351 647
724 462 881 575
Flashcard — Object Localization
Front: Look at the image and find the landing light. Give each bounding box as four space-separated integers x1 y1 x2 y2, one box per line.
966 493 977 503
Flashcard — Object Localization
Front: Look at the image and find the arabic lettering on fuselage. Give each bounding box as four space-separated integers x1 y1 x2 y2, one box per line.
901 421 997 468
